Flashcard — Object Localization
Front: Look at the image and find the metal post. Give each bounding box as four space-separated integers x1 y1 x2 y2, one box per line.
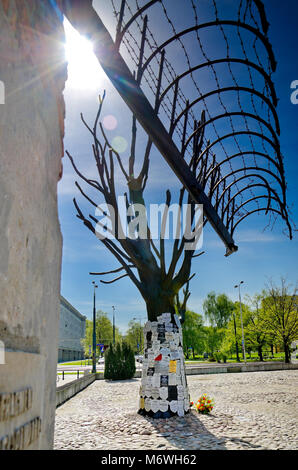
234 281 246 362
112 306 115 345
232 311 240 362
92 281 98 373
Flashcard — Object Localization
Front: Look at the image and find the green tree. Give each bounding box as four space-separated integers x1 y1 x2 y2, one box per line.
203 326 224 358
203 292 235 359
125 320 144 354
82 310 122 356
245 295 268 361
220 301 252 361
203 292 234 328
182 310 204 359
260 278 298 363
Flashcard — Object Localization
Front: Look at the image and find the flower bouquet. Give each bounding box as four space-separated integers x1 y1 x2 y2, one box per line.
190 394 214 414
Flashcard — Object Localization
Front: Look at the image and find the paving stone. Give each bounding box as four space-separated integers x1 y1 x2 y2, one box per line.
54 370 298 450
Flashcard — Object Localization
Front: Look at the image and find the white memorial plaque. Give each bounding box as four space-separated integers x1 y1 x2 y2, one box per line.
151 400 159 413
147 377 154 388
151 388 160 399
152 374 160 388
162 313 171 321
170 351 180 360
168 374 177 386
160 347 170 356
147 353 155 362
159 387 168 400
159 400 169 412
170 401 178 413
159 365 168 375
145 399 151 412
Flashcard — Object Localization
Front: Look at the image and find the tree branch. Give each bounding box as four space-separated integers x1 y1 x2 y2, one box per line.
100 273 129 284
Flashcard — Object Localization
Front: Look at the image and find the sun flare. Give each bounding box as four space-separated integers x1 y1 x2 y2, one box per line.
64 19 103 90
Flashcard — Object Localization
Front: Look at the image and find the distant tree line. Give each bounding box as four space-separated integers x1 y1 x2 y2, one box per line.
182 278 298 364
82 278 297 364
81 311 144 357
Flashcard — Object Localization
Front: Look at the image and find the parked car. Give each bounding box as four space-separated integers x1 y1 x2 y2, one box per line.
135 355 143 363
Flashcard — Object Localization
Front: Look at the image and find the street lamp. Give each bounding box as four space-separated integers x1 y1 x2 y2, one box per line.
234 281 246 363
92 281 98 373
112 306 116 345
232 310 240 362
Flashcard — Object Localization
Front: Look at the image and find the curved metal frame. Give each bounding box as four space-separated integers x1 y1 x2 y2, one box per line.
72 0 292 248
204 151 280 182
198 130 280 161
158 57 277 108
219 182 284 219
115 0 161 49
182 111 280 157
231 207 292 239
209 167 284 196
226 195 280 227
171 86 279 136
140 20 276 77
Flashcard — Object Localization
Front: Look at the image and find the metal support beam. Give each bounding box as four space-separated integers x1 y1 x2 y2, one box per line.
61 0 238 256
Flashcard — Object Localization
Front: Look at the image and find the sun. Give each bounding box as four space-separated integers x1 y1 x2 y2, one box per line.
64 18 104 90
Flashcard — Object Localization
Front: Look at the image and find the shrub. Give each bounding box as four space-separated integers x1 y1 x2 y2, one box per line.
104 342 136 380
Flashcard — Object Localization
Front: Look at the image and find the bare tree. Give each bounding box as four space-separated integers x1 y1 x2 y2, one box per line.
67 92 205 322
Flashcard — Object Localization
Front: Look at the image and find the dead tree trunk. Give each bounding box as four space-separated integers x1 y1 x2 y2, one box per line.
66 92 207 417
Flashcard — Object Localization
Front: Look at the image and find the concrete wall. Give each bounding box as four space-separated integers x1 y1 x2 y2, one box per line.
56 374 96 408
185 362 298 376
0 1 66 449
58 297 86 362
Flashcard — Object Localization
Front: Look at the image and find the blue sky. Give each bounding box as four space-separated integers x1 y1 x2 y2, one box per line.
58 1 298 333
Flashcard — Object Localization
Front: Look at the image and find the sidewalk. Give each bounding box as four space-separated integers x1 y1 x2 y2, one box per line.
54 369 298 450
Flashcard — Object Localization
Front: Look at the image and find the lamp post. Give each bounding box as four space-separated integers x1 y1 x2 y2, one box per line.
112 305 115 345
234 281 246 363
92 281 98 373
232 310 240 362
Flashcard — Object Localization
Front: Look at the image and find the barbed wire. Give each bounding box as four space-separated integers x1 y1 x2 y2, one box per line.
106 0 291 237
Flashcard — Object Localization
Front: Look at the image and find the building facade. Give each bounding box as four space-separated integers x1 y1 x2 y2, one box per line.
58 297 86 362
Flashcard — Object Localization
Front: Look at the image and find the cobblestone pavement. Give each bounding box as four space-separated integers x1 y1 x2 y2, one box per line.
54 370 298 450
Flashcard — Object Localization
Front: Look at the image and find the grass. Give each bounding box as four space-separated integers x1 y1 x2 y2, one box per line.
57 371 104 376
185 353 285 364
58 359 94 366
